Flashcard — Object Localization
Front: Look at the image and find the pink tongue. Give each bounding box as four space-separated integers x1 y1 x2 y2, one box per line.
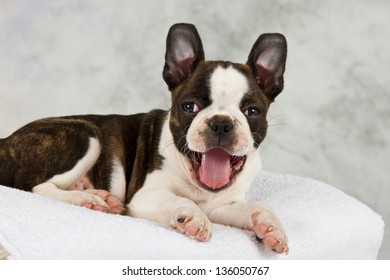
198 148 232 189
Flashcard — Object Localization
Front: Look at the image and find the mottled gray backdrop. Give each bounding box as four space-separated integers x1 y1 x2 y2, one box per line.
0 0 389 258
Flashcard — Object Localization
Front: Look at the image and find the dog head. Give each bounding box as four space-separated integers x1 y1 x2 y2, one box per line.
163 23 287 191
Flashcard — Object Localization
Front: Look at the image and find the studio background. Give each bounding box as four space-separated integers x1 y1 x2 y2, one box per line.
1 0 389 259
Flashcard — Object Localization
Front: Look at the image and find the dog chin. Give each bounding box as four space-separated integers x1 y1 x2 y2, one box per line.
186 147 247 192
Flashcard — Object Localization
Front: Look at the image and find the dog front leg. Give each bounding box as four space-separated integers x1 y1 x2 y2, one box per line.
205 201 288 254
127 188 213 242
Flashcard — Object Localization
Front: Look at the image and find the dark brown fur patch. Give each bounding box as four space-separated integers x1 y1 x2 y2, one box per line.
126 110 167 203
0 118 100 190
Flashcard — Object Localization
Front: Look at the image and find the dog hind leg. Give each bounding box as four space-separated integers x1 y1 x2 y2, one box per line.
32 137 123 213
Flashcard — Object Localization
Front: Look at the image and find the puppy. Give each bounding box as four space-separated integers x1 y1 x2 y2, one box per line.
0 23 288 254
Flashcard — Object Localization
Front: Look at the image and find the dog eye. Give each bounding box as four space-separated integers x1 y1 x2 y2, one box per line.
182 102 200 113
244 107 261 117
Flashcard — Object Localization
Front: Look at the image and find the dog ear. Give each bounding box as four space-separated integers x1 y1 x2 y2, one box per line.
246 33 287 101
163 23 205 90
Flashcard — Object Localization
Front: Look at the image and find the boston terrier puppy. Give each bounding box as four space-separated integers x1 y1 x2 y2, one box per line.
0 23 288 254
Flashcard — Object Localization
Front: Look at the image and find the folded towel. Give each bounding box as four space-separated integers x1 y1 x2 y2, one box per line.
0 171 384 259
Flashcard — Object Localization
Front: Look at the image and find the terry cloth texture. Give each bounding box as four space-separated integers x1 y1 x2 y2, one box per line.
0 172 384 259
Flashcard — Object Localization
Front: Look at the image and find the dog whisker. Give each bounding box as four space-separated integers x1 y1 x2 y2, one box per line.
268 123 289 127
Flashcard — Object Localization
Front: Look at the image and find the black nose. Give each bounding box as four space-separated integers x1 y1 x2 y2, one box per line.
207 116 234 135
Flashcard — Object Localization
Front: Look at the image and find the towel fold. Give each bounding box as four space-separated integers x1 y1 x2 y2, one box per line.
0 171 384 259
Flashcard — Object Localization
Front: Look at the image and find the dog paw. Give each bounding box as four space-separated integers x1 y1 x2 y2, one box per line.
65 190 108 211
252 210 289 254
81 189 125 214
172 208 213 242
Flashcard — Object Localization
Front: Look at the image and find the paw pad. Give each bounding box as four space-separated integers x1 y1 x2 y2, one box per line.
173 211 212 242
252 210 289 255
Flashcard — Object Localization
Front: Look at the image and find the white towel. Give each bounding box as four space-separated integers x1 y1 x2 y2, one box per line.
0 171 384 259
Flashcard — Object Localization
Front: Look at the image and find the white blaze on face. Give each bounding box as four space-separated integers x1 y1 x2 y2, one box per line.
209 66 249 109
187 65 254 155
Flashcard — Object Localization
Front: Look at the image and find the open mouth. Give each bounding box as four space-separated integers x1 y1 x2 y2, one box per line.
188 148 246 190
